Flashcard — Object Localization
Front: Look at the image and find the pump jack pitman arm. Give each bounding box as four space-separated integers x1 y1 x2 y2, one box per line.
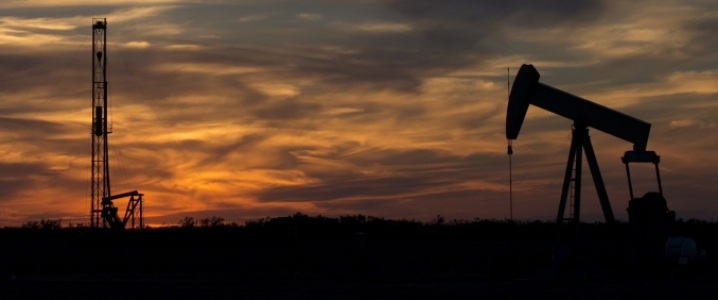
506 64 651 151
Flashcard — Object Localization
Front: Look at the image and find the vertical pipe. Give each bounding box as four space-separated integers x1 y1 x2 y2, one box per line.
139 196 143 229
625 164 634 199
131 198 135 229
90 21 98 228
103 21 110 199
573 128 583 224
509 143 513 221
654 163 663 195
508 67 512 221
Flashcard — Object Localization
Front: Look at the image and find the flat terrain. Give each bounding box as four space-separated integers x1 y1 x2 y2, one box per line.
3 276 718 299
1 217 716 299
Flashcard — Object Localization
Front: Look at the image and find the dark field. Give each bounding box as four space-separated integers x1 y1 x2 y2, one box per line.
1 215 717 299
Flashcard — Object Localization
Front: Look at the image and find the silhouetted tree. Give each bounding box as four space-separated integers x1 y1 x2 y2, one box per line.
21 220 40 229
20 218 62 229
199 216 225 227
179 216 195 228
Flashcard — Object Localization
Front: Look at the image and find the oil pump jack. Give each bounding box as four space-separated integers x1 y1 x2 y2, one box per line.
90 18 144 230
506 65 669 236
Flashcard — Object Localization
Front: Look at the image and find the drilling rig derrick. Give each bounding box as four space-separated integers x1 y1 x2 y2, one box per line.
90 18 144 229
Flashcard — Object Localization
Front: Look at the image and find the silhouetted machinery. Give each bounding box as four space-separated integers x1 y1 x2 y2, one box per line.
101 190 144 230
90 18 144 229
506 65 676 260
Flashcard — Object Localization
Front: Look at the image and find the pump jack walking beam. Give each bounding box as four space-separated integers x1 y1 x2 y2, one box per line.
507 65 651 151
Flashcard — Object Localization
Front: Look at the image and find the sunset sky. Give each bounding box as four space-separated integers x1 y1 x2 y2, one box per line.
1 0 718 226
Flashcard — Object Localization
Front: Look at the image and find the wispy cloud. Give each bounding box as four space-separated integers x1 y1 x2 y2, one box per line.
164 44 202 50
0 6 178 48
296 13 322 21
238 14 268 22
0 16 79 30
669 119 717 129
584 70 718 107
0 0 180 8
339 21 412 33
124 41 151 48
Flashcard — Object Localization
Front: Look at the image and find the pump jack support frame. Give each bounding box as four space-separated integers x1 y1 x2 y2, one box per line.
557 123 615 226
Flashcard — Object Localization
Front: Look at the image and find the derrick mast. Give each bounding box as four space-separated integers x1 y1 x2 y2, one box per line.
91 19 111 228
88 18 145 230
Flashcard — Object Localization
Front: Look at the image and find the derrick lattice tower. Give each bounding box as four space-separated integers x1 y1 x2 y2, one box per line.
91 18 111 228
89 18 145 230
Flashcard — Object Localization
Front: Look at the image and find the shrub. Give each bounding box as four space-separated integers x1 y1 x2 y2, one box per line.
199 216 225 227
179 216 195 228
21 218 62 229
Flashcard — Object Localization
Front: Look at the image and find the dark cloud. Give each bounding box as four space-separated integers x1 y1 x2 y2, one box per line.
195 133 268 168
0 51 87 105
0 160 87 204
0 53 44 75
458 103 503 130
681 13 718 60
0 117 75 137
252 97 323 120
0 5 111 19
344 148 456 167
0 162 48 199
255 176 451 202
387 0 606 24
386 0 606 47
275 0 609 93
